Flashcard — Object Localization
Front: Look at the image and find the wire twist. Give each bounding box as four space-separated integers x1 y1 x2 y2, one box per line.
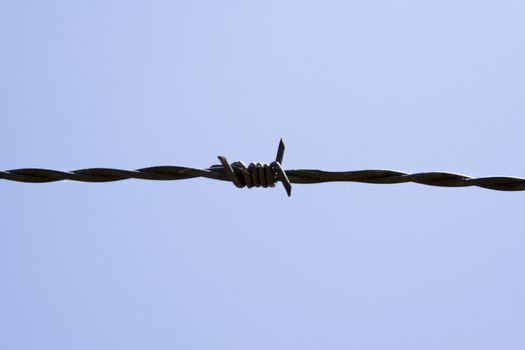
2 139 525 196
212 139 292 196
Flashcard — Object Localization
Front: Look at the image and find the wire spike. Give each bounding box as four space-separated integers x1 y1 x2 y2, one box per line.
276 138 285 164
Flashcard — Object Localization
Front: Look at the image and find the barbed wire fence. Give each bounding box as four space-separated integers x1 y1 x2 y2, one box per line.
2 139 524 196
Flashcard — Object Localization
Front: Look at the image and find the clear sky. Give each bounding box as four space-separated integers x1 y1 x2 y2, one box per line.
1 1 524 349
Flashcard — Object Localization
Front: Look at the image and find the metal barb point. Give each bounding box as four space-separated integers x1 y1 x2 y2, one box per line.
273 138 292 197
273 161 292 197
217 156 243 188
276 138 285 165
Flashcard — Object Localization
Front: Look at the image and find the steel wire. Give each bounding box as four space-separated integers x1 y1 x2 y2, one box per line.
2 139 524 196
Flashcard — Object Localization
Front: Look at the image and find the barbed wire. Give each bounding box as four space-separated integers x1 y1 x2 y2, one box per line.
2 139 524 196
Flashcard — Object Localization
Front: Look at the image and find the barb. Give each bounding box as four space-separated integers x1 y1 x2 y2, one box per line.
2 139 525 195
215 139 292 196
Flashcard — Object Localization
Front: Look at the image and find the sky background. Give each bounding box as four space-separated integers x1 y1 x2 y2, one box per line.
1 1 524 349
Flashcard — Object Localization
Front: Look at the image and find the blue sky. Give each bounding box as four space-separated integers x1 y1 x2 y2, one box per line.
1 1 524 349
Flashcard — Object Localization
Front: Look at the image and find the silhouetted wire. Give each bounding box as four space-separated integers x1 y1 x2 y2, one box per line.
2 139 524 196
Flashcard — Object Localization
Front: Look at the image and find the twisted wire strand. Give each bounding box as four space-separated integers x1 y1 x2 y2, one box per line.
2 139 524 195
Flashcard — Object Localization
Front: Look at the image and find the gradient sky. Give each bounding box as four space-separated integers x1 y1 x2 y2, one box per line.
1 1 524 349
